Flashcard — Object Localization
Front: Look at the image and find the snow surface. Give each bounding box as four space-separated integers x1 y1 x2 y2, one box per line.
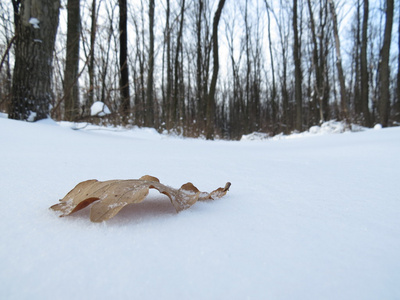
1 117 399 300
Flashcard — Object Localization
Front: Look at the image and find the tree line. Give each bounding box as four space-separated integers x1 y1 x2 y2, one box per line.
0 0 399 139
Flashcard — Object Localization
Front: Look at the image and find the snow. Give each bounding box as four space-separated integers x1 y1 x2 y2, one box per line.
27 111 37 122
309 120 347 134
241 131 270 141
29 18 40 29
90 101 111 117
241 120 366 141
1 117 399 300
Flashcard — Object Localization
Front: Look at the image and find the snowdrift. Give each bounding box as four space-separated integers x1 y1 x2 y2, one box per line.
1 116 399 299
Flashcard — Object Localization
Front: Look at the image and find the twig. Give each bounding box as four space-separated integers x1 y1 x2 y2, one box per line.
0 35 17 74
51 56 89 116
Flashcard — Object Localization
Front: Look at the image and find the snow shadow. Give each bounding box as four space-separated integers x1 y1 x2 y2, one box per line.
63 194 177 225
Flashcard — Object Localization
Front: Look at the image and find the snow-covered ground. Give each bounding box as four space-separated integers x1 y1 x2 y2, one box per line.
1 116 399 300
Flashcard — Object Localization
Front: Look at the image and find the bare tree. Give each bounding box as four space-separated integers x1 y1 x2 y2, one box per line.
264 0 278 133
278 0 291 133
170 0 185 129
162 0 172 129
4 0 399 137
98 3 115 106
64 0 80 121
360 0 371 126
225 10 243 139
378 0 394 127
131 1 146 126
87 0 98 110
307 0 330 125
119 0 130 123
195 0 204 132
328 0 348 122
0 1 14 112
145 0 155 127
396 3 400 124
206 0 226 139
9 0 60 121
293 0 303 131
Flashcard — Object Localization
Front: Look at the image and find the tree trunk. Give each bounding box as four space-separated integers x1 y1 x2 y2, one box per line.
9 0 60 121
307 0 323 124
206 0 226 139
87 0 97 111
379 0 394 127
360 0 371 126
265 2 277 133
145 0 155 127
328 0 348 122
396 4 400 124
164 0 172 129
196 0 204 132
171 0 185 128
293 0 302 131
11 0 21 26
119 0 130 124
353 0 361 119
64 0 80 121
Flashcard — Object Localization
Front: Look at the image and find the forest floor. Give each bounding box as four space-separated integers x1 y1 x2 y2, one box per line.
1 114 399 299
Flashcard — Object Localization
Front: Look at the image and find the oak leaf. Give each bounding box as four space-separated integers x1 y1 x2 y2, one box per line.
50 175 231 222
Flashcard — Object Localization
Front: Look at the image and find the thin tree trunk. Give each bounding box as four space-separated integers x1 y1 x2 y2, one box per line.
276 0 290 133
11 0 21 27
353 0 361 119
328 0 348 122
196 0 203 132
100 20 112 105
9 0 60 121
172 0 185 128
244 0 251 133
119 0 130 124
146 0 155 127
64 0 80 121
87 0 97 111
265 2 277 132
206 0 226 139
293 0 302 131
360 0 371 126
396 4 400 123
164 0 172 129
307 0 323 124
320 0 330 121
379 0 394 127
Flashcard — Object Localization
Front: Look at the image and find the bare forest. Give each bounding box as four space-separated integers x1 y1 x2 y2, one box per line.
1 0 399 139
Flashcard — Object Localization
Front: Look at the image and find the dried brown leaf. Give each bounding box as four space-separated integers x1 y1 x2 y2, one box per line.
50 176 230 222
